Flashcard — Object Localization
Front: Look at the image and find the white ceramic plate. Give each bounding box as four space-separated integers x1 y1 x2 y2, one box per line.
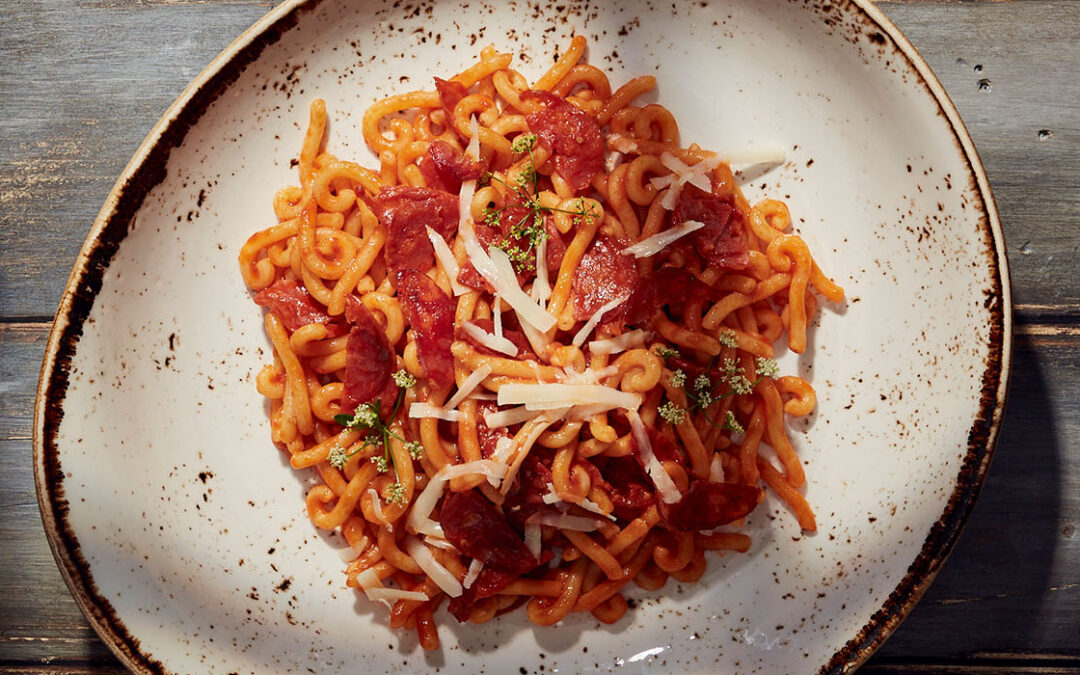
35 1 1010 673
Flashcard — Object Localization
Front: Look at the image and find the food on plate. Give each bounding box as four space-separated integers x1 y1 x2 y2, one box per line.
238 35 843 649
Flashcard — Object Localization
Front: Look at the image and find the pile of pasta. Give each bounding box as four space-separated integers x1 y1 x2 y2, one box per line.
239 36 843 649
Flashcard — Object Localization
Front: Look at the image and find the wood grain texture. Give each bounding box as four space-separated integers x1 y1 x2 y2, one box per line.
1 0 1077 673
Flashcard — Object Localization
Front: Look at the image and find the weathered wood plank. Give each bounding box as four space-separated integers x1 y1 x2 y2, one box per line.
3 320 1078 667
0 1 1077 320
875 0 1080 319
0 0 279 319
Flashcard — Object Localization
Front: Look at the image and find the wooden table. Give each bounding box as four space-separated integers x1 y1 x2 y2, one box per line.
2 1 1076 672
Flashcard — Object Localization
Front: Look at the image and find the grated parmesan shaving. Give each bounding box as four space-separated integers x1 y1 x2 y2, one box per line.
710 454 726 483
408 402 462 422
620 220 705 259
571 294 630 348
405 537 463 598
444 362 495 409
463 559 484 589
484 405 541 429
524 520 542 559
406 472 447 537
368 488 389 525
466 115 480 161
365 587 430 605
531 511 605 532
439 459 508 487
498 383 641 412
427 225 468 296
588 329 651 355
461 321 518 357
627 410 683 504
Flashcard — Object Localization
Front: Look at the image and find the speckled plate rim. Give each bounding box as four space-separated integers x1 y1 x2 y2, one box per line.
33 1 1012 673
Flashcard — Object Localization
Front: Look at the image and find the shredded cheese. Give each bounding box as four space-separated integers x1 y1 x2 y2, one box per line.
710 454 726 483
458 179 478 235
406 472 447 537
627 410 682 504
466 115 480 161
532 511 605 532
444 362 495 409
439 459 508 487
405 537 463 598
355 567 382 591
463 559 484 589
524 520 542 559
365 587 430 606
368 488 389 525
498 383 641 412
607 134 639 154
483 405 541 429
533 237 551 306
493 294 506 338
588 329 650 355
424 535 458 552
461 321 518 357
489 247 558 332
718 143 786 166
408 402 461 423
571 294 630 348
492 436 515 463
427 225 468 296
620 220 705 259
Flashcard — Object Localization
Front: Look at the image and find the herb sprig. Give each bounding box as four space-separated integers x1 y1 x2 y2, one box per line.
482 133 599 272
654 343 780 434
329 369 423 505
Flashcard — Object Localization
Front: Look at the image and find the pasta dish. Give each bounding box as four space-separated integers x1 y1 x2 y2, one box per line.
238 36 843 649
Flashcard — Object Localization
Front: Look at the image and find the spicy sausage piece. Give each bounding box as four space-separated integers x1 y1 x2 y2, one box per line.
369 185 458 280
571 234 638 321
341 295 394 411
254 278 347 337
396 270 456 390
522 90 604 194
660 480 762 531
673 186 750 272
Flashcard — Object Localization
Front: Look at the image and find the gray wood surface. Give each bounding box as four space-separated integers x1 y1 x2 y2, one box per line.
1 0 1077 673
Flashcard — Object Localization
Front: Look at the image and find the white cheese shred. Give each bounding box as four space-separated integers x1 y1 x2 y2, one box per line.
408 402 462 422
484 405 541 429
368 488 389 525
524 520 542 559
620 220 705 259
466 115 480 161
439 459 508 487
463 559 484 590
498 383 641 412
588 329 650 355
405 537 463 598
719 143 786 166
365 587 430 606
444 363 495 409
406 472 447 537
533 511 605 532
493 294 506 338
627 410 683 504
427 225 468 296
461 321 518 357
571 294 629 348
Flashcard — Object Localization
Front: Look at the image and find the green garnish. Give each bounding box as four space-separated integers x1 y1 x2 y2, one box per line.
385 482 408 506
653 344 680 360
722 410 745 435
717 330 739 349
330 372 422 479
669 369 687 388
658 401 687 425
483 133 599 272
